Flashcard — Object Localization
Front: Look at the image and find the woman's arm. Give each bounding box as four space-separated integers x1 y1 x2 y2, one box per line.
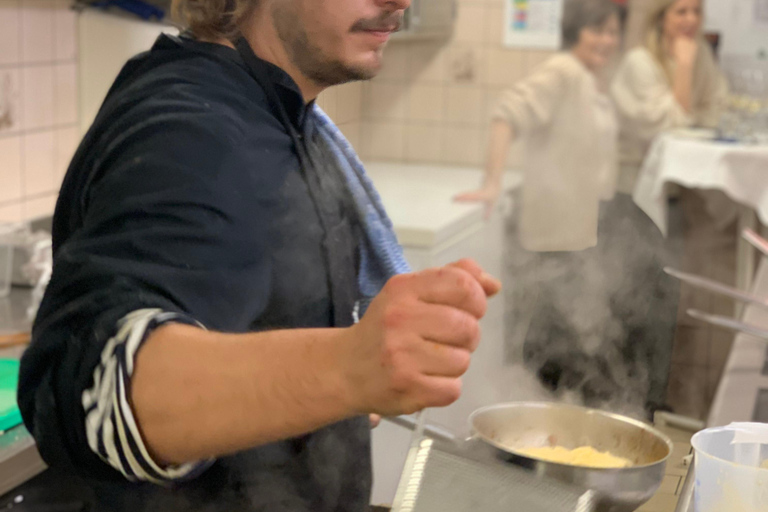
484 120 515 190
455 120 515 218
695 43 729 128
611 49 692 140
670 37 698 113
455 56 577 216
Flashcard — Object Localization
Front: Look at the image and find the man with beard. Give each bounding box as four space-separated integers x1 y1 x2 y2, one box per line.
18 0 501 510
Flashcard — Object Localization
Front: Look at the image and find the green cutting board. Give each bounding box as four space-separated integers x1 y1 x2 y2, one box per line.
0 359 21 432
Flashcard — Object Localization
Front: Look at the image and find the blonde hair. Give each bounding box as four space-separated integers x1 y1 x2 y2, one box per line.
643 0 702 82
171 0 257 41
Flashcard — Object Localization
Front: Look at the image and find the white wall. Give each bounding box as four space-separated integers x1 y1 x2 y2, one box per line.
704 0 768 58
79 9 176 133
0 0 80 223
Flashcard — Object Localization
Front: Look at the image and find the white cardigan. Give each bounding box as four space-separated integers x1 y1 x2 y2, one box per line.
494 52 618 253
611 45 727 194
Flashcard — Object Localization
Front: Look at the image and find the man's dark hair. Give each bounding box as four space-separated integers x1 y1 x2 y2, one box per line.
561 0 623 49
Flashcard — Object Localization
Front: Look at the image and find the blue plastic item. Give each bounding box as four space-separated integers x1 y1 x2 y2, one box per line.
90 0 166 21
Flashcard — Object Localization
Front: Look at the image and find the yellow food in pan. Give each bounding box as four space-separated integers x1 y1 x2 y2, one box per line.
518 446 633 468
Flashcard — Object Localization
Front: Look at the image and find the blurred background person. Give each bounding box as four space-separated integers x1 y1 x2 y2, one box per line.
458 0 680 418
456 0 621 250
611 0 727 195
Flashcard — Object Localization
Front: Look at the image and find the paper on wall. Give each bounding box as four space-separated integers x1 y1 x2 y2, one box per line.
504 0 564 50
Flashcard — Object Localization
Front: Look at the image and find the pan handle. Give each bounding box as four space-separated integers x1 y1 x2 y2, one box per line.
687 309 768 341
743 228 768 259
664 267 768 308
384 415 459 444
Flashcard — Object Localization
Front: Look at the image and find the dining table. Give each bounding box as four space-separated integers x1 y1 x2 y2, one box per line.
633 131 768 295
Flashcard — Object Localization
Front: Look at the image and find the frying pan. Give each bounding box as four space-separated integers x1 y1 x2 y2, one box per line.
388 401 673 512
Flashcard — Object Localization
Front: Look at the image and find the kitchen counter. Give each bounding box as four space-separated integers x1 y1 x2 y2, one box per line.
0 287 46 498
365 163 522 248
0 425 43 499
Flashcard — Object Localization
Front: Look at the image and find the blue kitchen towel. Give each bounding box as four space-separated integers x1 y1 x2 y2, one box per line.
311 105 412 317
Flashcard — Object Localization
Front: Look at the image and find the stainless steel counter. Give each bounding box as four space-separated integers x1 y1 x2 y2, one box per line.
0 287 46 497
0 426 45 497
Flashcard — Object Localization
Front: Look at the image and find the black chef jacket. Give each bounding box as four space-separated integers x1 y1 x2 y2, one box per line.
18 34 371 512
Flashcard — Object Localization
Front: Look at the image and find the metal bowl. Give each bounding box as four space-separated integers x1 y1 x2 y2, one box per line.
468 402 673 512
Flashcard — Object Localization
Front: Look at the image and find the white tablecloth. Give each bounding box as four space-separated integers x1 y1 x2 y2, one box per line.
633 134 768 236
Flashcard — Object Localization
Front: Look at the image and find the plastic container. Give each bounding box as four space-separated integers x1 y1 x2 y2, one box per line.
0 224 14 298
0 359 21 432
692 424 768 512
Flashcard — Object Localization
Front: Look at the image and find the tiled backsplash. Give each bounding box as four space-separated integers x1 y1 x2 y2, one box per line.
0 0 546 225
352 0 651 169
316 81 364 150
0 0 79 223
357 0 554 168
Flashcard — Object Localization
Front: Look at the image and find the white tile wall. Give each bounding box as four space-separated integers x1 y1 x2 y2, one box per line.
0 1 21 66
23 193 57 219
0 136 23 203
334 82 362 125
0 203 23 223
357 1 556 168
54 0 77 60
23 130 56 195
0 0 78 222
54 63 78 124
407 84 444 123
364 82 407 121
22 65 55 129
21 0 55 64
0 68 22 135
316 81 365 153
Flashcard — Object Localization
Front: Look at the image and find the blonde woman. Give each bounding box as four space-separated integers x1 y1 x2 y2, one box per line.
611 0 727 194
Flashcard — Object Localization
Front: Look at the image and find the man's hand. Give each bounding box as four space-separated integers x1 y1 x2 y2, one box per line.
672 36 698 69
132 260 499 465
340 259 501 418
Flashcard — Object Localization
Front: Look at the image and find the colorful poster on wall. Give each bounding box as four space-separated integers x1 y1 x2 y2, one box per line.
504 0 564 49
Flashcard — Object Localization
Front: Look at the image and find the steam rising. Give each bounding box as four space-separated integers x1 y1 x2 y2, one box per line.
503 195 679 421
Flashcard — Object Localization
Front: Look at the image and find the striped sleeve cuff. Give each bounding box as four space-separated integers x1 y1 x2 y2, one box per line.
81 309 214 484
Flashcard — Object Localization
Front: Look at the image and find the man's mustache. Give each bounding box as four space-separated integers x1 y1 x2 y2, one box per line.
351 12 405 33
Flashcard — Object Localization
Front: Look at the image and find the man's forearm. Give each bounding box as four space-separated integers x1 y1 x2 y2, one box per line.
132 324 358 465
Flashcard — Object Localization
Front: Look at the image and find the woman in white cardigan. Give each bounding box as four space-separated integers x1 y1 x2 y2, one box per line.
611 0 727 194
458 0 622 253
